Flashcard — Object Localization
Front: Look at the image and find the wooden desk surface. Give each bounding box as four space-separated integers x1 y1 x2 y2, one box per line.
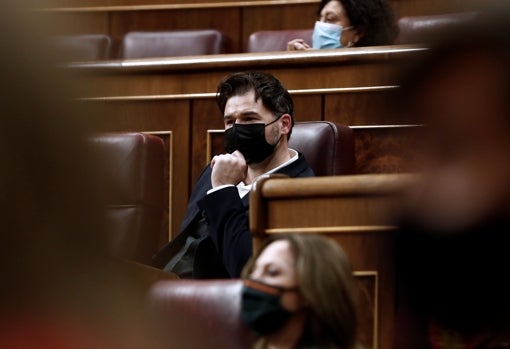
68 44 427 97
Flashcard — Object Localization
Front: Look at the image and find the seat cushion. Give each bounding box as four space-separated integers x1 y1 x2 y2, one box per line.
290 121 355 176
246 29 312 52
145 279 252 349
87 132 165 264
396 12 478 44
52 34 111 61
122 30 228 58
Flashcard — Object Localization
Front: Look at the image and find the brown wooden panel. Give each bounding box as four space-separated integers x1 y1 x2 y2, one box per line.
324 88 406 126
355 272 377 349
42 0 320 8
207 130 225 162
269 60 403 91
40 11 109 35
291 94 322 122
191 98 224 187
264 196 400 229
352 125 422 174
74 71 230 97
84 99 191 241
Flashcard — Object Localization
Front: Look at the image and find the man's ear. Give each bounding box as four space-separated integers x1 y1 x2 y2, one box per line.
280 114 293 135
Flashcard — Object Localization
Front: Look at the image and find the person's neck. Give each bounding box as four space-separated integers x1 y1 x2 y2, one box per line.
245 146 292 185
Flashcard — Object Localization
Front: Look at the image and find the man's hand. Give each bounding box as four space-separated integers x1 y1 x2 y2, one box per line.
210 150 247 187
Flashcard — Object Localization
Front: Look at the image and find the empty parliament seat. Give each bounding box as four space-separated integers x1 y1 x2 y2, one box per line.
290 121 355 176
87 132 166 264
396 12 478 44
246 29 312 52
52 34 111 61
121 30 229 59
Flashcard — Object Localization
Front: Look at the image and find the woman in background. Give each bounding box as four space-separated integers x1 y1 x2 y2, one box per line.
287 0 398 50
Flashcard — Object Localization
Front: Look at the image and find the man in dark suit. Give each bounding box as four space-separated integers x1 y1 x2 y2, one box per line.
153 71 314 279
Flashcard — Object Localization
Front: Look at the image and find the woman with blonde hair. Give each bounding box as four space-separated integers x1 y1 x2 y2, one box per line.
241 233 361 349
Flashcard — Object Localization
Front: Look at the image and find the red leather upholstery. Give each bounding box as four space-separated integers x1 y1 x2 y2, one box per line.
52 34 111 61
145 279 252 349
121 30 229 59
246 29 313 52
290 121 355 176
87 132 165 264
396 12 478 44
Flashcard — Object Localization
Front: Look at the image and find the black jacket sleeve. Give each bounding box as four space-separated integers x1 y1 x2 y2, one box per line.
198 186 251 277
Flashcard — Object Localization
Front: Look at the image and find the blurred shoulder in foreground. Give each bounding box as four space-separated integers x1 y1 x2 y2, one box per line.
0 2 165 348
393 2 510 348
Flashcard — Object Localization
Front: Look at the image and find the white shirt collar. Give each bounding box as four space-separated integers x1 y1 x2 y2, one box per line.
237 149 298 198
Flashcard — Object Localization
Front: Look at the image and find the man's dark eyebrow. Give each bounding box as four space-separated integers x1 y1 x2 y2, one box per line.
223 111 260 120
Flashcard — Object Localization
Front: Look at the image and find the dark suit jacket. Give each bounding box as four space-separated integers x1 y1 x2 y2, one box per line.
152 152 314 278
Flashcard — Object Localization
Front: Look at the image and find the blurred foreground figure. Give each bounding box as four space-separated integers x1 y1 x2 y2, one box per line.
0 2 163 348
241 234 362 349
393 3 510 349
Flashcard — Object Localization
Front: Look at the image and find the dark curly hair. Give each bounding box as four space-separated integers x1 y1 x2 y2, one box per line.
317 0 399 46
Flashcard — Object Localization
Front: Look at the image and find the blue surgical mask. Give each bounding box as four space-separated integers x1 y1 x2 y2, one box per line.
312 21 351 49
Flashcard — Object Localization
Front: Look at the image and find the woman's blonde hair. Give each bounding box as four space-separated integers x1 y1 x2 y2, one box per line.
242 233 359 349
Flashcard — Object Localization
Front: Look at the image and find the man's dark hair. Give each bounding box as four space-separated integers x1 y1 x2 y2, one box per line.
216 70 295 139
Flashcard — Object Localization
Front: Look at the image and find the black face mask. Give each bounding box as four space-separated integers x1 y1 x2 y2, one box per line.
224 115 282 164
240 278 298 336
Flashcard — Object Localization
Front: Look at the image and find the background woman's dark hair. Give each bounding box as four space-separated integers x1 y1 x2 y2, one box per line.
216 71 295 138
317 0 399 46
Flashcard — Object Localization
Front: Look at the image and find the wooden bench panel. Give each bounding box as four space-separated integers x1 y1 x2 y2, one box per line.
352 125 423 174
